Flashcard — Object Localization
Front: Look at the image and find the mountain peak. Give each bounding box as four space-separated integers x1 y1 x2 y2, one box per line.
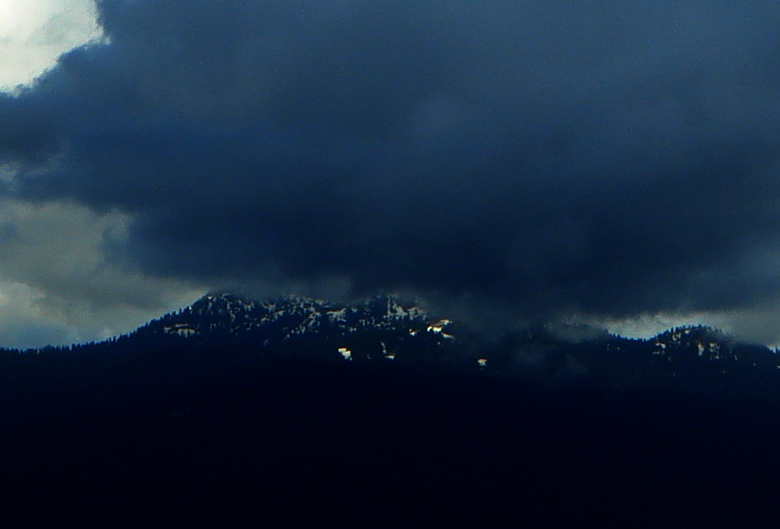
130 292 449 363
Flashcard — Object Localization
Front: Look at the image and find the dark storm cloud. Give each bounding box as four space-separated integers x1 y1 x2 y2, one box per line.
2 0 780 324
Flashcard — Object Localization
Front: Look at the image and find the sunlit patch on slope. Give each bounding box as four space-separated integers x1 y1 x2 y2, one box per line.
338 347 352 361
427 319 454 339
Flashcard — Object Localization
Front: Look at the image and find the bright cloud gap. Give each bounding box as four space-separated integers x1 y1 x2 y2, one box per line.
0 0 104 92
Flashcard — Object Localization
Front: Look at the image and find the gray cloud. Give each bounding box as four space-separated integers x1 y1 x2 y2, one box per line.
3 1 780 340
0 199 200 348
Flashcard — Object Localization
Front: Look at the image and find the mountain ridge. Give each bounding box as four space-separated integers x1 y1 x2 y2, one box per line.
3 291 780 400
3 292 780 524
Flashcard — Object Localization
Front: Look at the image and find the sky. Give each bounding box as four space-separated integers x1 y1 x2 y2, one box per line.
1 1 780 348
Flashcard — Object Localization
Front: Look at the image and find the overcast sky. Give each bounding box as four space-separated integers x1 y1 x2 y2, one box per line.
2 0 780 348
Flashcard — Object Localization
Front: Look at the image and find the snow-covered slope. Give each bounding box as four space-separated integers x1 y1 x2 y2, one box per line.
130 292 452 362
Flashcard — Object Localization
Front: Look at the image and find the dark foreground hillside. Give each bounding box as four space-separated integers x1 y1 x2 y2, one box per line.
2 346 780 527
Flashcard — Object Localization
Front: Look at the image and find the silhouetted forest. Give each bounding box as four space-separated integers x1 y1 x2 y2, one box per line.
3 339 780 525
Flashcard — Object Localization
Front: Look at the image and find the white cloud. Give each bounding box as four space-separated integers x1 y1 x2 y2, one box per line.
592 308 780 348
0 0 102 91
